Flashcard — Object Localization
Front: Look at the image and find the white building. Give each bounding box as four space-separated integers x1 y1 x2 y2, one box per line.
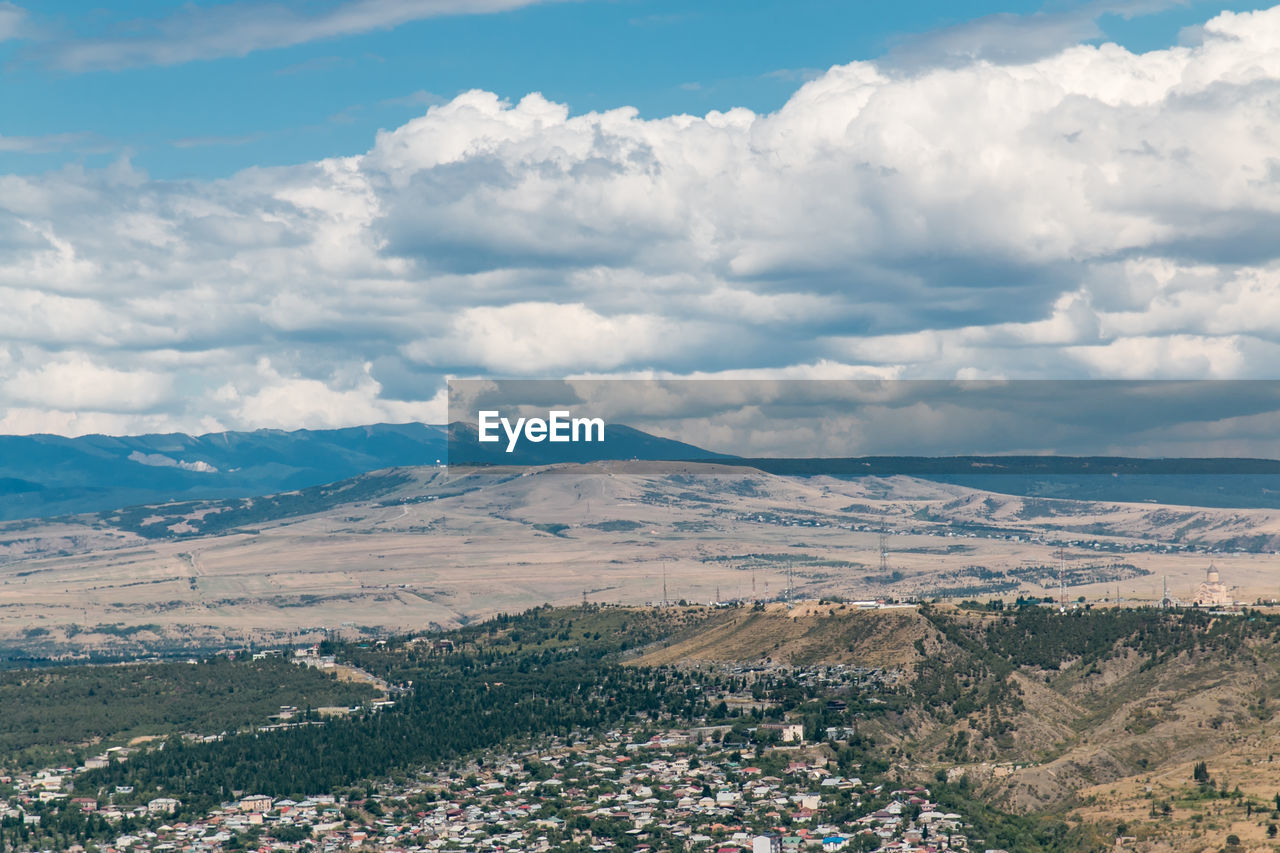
753 834 783 853
760 723 805 743
147 797 180 816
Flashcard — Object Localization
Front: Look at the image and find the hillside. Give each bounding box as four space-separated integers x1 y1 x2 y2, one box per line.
630 602 933 669
0 421 731 523
5 461 1280 659
0 423 448 521
0 656 376 770
446 420 732 465
730 457 1280 510
627 603 1280 850
35 602 1280 853
0 601 1274 851
11 417 1280 528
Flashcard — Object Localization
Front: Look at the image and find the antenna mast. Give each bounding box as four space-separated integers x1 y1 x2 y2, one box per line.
1057 546 1067 609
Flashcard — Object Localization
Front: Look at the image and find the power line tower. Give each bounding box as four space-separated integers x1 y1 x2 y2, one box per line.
662 562 669 608
879 532 890 575
1057 546 1067 609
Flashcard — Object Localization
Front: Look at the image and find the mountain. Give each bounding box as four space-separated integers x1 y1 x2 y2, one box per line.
0 421 730 522
641 601 1280 831
0 423 448 522
702 456 1280 509
9 415 1280 525
445 420 732 465
8 456 1280 661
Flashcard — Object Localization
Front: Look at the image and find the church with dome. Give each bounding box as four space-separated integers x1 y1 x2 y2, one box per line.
1193 565 1232 607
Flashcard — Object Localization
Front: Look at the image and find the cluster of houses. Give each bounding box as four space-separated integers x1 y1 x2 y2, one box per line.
0 765 179 826
2 725 977 853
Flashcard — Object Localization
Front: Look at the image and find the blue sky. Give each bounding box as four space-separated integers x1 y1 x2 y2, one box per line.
4 0 1280 438
0 0 1266 178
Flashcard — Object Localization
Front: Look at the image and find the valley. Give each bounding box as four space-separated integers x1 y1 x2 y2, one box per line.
8 603 1280 852
1 462 1279 658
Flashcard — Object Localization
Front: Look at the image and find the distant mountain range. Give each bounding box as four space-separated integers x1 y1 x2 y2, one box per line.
715 456 1280 509
0 421 729 522
7 421 1280 523
0 424 449 521
445 421 731 466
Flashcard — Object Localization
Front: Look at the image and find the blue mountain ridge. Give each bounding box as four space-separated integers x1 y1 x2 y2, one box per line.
6 422 1280 524
0 421 726 522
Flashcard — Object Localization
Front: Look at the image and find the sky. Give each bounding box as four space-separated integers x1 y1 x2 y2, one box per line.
451 380 1280 458
3 0 1280 437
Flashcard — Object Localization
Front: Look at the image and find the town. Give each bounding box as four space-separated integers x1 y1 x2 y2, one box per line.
1 723 974 853
5 600 1275 853
0 615 985 853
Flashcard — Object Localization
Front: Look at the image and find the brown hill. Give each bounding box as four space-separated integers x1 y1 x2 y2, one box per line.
630 601 935 669
3 461 1280 657
625 601 1280 853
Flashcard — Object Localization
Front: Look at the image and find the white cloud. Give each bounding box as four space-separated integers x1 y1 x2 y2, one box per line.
0 2 25 42
7 6 1280 434
0 408 211 437
2 356 172 412
1063 334 1276 379
128 451 218 473
227 360 444 429
405 302 676 374
0 132 92 154
45 0 571 71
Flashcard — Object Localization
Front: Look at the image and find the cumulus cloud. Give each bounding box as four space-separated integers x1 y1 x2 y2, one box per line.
217 360 447 429
7 6 1280 434
2 356 173 412
405 302 678 374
